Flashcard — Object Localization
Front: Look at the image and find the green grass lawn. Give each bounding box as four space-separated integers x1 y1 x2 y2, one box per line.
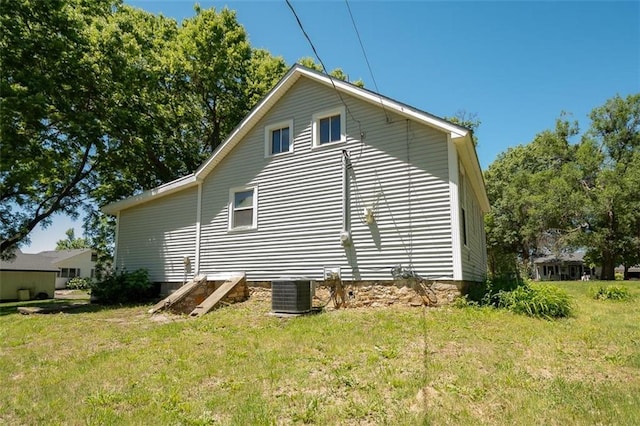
1 281 638 425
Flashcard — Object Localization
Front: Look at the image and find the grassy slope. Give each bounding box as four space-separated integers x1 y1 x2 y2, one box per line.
0 281 638 425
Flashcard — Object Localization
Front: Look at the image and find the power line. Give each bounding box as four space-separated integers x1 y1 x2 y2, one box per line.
344 0 390 123
284 0 363 135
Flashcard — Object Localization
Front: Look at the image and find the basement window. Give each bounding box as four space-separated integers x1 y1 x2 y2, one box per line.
229 186 257 231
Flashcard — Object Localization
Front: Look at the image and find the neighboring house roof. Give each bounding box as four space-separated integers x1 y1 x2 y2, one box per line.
534 252 586 264
39 248 93 264
615 265 640 273
0 251 60 272
102 64 490 215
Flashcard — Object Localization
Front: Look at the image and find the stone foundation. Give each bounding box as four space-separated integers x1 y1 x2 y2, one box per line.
250 280 476 308
168 279 249 315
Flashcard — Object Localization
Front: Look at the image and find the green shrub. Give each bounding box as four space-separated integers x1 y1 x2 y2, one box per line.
497 283 572 319
452 295 479 308
90 269 156 305
589 285 631 301
615 272 624 281
66 277 91 290
467 275 522 305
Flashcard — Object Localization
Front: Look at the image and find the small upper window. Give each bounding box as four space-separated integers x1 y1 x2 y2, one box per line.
265 120 293 156
229 186 257 230
313 107 345 147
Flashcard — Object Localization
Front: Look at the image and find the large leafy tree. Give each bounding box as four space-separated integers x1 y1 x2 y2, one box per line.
0 0 117 256
175 6 253 154
484 95 640 280
483 117 581 276
572 94 640 279
1 2 291 257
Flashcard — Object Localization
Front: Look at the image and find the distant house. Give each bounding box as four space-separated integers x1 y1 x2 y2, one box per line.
102 65 490 298
533 252 589 281
614 265 640 280
0 251 57 301
38 249 97 289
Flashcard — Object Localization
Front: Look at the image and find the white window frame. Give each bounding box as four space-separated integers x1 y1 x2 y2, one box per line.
228 186 258 231
265 119 294 157
312 106 346 147
58 268 80 278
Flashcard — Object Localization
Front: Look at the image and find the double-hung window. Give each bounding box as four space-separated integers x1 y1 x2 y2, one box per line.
265 120 293 156
312 106 345 147
229 186 257 230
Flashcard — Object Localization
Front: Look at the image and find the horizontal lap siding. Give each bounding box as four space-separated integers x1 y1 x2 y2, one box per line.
460 170 487 282
347 113 453 280
117 188 197 282
199 78 453 281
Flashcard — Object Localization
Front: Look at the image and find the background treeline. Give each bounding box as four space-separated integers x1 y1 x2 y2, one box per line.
484 95 640 280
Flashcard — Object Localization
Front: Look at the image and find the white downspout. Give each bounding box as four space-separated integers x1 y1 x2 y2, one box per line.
340 150 352 246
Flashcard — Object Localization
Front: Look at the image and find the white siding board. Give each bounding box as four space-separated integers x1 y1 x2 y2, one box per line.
117 187 198 282
198 78 455 282
460 169 487 282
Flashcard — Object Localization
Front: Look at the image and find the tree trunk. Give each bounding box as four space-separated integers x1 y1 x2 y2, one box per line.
600 252 616 280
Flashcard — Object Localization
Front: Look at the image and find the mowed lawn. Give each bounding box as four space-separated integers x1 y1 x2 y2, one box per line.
1 281 638 425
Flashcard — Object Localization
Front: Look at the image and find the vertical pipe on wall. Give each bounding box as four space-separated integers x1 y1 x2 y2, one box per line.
340 150 352 246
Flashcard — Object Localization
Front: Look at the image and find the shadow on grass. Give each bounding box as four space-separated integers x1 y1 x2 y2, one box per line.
0 298 138 317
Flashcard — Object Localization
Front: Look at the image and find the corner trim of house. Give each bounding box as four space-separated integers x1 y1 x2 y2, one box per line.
195 182 203 275
448 135 463 281
113 211 121 269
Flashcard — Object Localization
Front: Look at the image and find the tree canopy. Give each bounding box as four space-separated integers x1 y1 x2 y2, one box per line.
484 94 640 279
1 1 290 256
56 228 90 251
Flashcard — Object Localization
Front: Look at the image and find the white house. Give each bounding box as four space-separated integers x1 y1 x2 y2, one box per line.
39 249 97 289
533 252 588 281
102 65 490 296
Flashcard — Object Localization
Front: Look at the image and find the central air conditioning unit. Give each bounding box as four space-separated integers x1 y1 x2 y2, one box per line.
271 278 312 314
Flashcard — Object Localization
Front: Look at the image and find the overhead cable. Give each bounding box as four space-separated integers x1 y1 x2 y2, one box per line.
285 0 363 136
344 0 390 123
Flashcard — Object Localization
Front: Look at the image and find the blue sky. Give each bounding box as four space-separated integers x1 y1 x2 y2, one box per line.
23 0 639 253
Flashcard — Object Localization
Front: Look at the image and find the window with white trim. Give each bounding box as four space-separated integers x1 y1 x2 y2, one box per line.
312 106 346 147
265 120 293 156
229 186 257 230
58 268 80 278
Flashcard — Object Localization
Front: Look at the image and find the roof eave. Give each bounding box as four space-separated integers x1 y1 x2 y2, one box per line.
452 133 491 212
101 174 199 215
101 64 488 214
